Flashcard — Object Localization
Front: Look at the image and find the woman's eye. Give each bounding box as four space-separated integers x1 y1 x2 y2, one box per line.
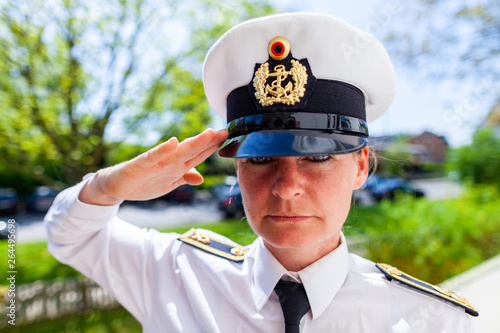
248 156 273 164
309 155 331 162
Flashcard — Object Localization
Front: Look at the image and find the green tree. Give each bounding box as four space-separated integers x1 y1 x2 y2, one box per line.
446 128 500 188
0 0 276 187
384 0 499 82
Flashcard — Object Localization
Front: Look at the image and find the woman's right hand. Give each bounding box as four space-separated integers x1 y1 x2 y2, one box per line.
78 128 228 206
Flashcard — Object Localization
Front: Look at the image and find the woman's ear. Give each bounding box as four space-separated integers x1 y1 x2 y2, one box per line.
353 147 369 190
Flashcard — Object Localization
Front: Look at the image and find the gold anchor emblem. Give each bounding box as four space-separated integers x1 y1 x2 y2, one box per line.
253 60 308 107
266 64 292 99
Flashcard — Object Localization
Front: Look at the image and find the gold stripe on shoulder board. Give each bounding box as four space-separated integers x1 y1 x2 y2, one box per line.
376 263 479 317
178 228 248 262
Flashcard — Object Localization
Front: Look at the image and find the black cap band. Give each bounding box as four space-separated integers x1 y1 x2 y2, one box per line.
227 79 366 123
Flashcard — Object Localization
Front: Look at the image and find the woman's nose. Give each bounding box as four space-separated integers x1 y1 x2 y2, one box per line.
271 158 305 200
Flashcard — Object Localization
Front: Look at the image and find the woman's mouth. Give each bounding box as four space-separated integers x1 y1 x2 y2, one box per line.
267 215 310 222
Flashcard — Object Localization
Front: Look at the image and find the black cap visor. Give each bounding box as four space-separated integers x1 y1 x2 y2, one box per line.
218 130 367 158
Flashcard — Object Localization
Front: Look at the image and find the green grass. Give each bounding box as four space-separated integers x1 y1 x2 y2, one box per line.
0 241 78 286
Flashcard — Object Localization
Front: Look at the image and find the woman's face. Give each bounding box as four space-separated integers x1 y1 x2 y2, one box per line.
236 149 369 255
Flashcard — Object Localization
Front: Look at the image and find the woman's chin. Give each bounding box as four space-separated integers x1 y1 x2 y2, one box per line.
263 230 320 250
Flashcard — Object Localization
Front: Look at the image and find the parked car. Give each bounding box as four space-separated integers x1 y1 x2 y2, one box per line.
26 186 59 213
160 184 196 204
364 175 425 202
217 184 244 218
0 187 18 215
0 221 9 240
124 184 197 207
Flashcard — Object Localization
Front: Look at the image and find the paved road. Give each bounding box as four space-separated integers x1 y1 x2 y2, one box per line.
116 201 223 229
413 178 462 200
4 201 223 243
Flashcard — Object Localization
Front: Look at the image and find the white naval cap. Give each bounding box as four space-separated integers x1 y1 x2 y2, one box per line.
202 12 396 158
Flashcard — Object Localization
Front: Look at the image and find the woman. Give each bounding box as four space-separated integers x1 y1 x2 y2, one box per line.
45 12 476 332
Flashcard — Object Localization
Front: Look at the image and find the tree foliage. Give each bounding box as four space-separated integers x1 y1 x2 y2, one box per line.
384 0 500 82
0 0 276 187
446 128 500 188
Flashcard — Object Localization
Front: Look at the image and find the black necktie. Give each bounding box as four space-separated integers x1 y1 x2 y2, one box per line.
274 279 311 333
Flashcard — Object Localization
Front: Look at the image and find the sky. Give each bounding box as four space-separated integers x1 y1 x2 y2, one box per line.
265 0 499 147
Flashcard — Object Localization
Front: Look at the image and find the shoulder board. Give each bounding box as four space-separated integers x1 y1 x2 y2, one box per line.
178 228 248 262
376 263 478 317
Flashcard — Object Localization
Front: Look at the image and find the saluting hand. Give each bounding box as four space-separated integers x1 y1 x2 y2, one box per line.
79 128 229 206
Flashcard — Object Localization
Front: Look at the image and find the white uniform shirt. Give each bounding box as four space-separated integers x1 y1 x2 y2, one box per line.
44 179 474 332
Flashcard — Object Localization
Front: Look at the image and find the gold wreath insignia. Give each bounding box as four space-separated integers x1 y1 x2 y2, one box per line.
253 59 308 107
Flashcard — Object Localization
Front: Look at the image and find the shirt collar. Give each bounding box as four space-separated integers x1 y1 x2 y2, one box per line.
251 233 350 319
251 237 288 313
298 232 349 319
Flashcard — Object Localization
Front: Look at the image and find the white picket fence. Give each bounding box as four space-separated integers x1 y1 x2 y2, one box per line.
0 276 120 328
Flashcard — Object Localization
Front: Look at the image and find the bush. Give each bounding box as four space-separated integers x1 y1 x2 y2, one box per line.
346 185 500 284
446 129 500 188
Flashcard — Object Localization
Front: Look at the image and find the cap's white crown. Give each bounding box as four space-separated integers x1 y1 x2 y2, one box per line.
203 12 396 123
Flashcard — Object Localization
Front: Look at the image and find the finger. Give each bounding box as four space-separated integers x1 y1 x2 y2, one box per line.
172 129 217 162
181 128 227 165
183 142 222 171
152 128 226 171
183 168 204 186
136 137 179 169
213 129 229 145
182 130 228 170
178 132 227 185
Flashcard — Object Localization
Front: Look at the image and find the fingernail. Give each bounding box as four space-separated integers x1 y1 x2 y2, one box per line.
216 128 228 133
